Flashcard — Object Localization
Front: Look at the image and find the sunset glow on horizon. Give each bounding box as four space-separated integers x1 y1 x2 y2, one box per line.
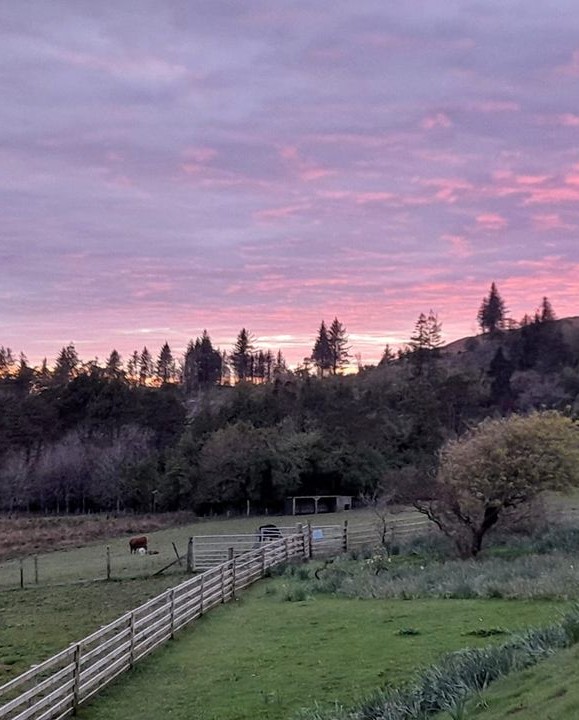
1 2 578 368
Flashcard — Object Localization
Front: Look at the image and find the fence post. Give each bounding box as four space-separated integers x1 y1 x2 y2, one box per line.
199 576 205 615
72 642 81 713
19 559 24 589
342 520 349 553
220 563 226 602
169 589 175 639
260 545 266 576
284 536 289 562
186 537 194 574
34 555 39 585
106 546 111 581
229 547 236 598
129 611 136 668
307 523 313 559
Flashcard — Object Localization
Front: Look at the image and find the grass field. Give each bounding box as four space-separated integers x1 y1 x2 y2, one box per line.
0 507 395 590
436 642 579 719
0 576 178 681
71 577 564 720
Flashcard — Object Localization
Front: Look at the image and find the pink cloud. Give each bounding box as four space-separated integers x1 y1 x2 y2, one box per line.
443 234 472 258
421 112 452 130
476 213 508 230
254 203 309 222
557 50 579 76
471 100 520 113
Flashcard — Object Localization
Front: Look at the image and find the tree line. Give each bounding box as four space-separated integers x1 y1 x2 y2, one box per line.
0 284 576 522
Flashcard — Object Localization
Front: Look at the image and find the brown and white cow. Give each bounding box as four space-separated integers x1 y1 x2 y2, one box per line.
129 536 148 554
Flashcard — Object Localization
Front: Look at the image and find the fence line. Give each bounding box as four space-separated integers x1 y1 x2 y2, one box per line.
0 533 306 720
191 517 433 569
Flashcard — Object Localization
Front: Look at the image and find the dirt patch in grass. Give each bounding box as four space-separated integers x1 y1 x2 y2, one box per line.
0 513 195 561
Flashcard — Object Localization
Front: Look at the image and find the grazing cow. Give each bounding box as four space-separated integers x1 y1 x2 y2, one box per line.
129 536 148 554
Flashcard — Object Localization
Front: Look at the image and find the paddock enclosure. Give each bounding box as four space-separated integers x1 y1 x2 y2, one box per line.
0 533 307 720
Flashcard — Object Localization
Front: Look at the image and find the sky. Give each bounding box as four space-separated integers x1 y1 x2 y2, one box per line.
1 1 579 368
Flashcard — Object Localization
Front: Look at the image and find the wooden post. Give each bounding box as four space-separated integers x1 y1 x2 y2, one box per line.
106 546 111 581
220 563 226 602
34 555 39 585
172 542 183 566
186 537 194 574
229 547 236 598
260 545 266 576
284 536 289 562
19 559 24 589
129 612 136 668
199 576 205 615
307 523 313 559
342 519 349 553
297 523 306 558
72 642 81 714
169 589 175 639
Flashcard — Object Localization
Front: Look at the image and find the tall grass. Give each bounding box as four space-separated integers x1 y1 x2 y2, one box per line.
294 606 579 720
306 552 579 600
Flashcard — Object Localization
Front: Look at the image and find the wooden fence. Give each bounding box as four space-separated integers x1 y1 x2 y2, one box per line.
0 533 306 720
191 515 433 569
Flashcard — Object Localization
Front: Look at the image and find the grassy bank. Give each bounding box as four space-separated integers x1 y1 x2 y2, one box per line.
74 577 563 720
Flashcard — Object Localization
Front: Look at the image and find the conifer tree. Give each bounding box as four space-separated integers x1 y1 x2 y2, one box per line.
139 347 153 386
311 321 332 377
328 317 350 375
156 342 176 384
104 349 123 380
540 297 556 323
53 344 79 384
126 350 140 386
478 282 506 333
231 328 255 382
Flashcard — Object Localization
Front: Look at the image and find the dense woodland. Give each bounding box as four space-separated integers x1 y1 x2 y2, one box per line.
0 285 578 516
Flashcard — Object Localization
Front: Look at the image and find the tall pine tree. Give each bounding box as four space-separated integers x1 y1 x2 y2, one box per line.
311 321 332 377
328 317 350 375
478 282 506 333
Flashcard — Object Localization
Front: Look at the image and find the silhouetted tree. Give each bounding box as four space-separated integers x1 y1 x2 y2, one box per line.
104 350 123 380
156 342 176 384
311 321 332 377
540 297 556 323
53 344 79 385
139 347 153 386
478 282 506 333
328 317 350 375
231 329 255 382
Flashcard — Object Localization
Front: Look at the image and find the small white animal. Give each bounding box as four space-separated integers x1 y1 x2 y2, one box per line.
137 547 147 556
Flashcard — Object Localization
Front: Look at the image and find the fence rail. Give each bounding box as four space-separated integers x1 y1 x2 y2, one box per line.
0 534 306 720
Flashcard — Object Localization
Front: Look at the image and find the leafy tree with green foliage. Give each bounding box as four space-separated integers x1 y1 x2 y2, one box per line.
416 411 579 558
478 282 506 333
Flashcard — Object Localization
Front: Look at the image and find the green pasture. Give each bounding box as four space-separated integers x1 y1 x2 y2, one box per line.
74 578 564 720
436 642 579 720
0 507 395 590
0 576 177 681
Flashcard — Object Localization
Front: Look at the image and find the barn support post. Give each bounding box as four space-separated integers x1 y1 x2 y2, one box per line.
342 520 349 553
106 546 111 581
34 555 39 585
72 642 81 714
186 537 194 573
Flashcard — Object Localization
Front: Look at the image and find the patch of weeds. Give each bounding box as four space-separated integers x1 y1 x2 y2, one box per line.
281 585 310 602
465 627 508 638
396 627 421 636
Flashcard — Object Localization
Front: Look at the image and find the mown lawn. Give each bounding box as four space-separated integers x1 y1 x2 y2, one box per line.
437 642 579 720
75 578 564 720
